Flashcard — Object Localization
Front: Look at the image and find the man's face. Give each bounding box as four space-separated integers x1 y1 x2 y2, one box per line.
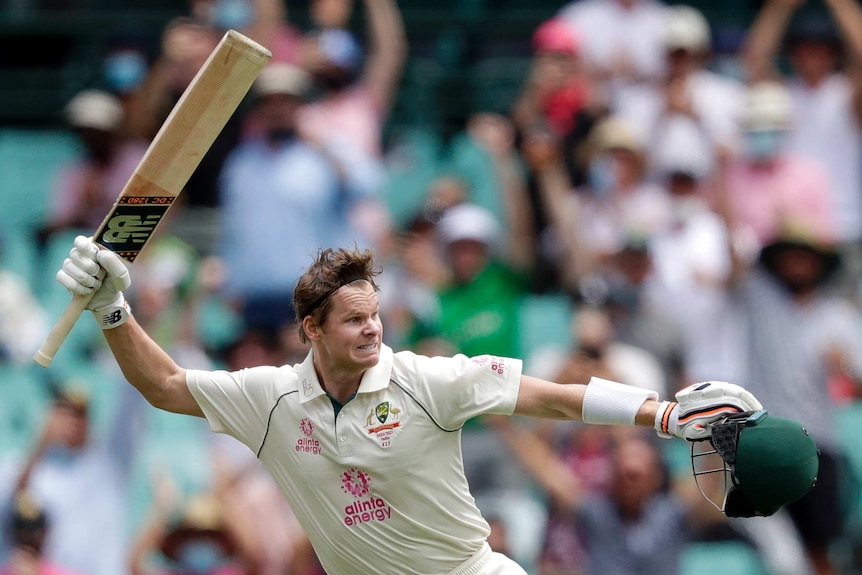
313 282 383 373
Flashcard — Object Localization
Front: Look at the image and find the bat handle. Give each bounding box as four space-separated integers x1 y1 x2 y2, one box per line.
33 292 94 368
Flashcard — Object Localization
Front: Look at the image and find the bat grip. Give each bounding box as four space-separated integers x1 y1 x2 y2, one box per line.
33 292 94 367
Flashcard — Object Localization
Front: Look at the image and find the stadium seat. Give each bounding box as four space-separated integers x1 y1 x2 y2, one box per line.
517 294 574 360
0 364 51 457
679 541 768 575
0 129 79 234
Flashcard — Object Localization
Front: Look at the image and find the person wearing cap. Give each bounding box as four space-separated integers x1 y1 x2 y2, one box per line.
0 383 146 575
571 115 674 267
129 480 263 575
0 491 83 575
717 80 836 251
743 0 862 295
216 61 382 334
54 226 773 575
614 4 745 177
703 200 862 574
296 0 406 160
39 88 149 241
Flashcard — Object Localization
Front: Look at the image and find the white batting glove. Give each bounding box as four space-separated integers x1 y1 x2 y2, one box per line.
654 381 763 441
56 235 132 329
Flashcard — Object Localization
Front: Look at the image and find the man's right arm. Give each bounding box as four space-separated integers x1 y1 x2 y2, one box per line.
102 318 201 417
56 235 202 417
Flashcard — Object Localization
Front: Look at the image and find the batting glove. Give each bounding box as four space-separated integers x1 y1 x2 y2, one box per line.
654 381 763 441
56 235 132 329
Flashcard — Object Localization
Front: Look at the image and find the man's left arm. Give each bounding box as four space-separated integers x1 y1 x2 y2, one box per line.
514 375 763 440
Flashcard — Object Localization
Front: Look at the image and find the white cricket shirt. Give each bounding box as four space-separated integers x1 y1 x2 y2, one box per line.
186 344 523 575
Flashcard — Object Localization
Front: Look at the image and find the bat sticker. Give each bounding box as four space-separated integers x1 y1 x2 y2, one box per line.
95 196 174 261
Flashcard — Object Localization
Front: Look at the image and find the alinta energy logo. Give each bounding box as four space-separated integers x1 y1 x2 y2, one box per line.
340 468 392 527
295 417 321 455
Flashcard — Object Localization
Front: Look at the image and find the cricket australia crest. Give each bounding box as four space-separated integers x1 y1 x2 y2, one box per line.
365 401 402 448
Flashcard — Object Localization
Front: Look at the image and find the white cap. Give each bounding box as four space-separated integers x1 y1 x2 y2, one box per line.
65 89 124 132
253 63 311 98
437 203 500 246
654 120 713 178
740 81 794 131
664 5 711 53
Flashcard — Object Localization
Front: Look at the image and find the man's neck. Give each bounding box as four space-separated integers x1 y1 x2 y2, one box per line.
313 356 364 405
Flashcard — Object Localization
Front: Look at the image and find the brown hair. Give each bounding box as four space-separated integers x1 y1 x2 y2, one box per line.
293 247 381 343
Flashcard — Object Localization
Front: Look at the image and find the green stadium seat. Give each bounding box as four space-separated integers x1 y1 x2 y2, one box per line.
680 541 768 575
517 294 574 360
0 364 51 457
0 129 79 234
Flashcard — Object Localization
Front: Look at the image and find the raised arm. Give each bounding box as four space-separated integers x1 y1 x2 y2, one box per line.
741 0 803 82
56 236 200 417
824 0 862 124
489 416 585 512
360 0 408 115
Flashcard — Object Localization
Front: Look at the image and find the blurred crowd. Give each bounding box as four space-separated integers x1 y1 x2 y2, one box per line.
3 0 862 574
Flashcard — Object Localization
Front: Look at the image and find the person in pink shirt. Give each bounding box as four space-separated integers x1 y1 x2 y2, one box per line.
296 0 407 160
718 81 836 249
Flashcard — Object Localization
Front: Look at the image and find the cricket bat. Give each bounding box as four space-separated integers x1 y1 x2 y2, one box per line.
33 29 271 367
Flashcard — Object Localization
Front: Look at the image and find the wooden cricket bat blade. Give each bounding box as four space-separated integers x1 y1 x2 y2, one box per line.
34 30 271 367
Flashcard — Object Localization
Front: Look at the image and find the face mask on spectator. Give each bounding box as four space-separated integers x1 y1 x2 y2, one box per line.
176 540 228 574
588 154 618 196
743 130 785 162
210 0 255 31
103 50 148 94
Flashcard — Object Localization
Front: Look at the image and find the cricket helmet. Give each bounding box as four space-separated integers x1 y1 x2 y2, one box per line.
691 410 819 518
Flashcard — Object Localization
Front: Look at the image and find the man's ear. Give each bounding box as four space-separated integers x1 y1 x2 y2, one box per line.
302 315 321 342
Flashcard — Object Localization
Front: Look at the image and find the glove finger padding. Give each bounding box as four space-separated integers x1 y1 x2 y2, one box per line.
56 236 130 313
96 249 131 292
673 381 763 441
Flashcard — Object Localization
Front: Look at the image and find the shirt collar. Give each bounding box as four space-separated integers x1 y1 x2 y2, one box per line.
297 344 394 403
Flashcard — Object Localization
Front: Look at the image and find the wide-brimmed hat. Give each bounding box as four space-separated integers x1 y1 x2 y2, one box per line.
758 228 841 285
159 494 235 560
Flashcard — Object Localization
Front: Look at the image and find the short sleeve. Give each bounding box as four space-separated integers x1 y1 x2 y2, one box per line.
186 366 292 453
391 352 523 430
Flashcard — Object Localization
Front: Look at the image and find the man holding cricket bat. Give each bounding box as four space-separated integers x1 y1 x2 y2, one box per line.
55 238 805 575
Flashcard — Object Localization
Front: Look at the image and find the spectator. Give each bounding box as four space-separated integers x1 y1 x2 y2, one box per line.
492 423 733 575
297 0 407 160
407 202 534 359
40 89 148 241
132 17 235 256
190 0 303 64
129 470 262 575
524 132 687 392
526 305 666 398
743 0 862 285
711 164 862 574
0 491 82 575
0 383 146 575
511 16 599 187
216 62 382 333
557 0 670 96
716 80 835 251
615 4 745 176
641 124 731 386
